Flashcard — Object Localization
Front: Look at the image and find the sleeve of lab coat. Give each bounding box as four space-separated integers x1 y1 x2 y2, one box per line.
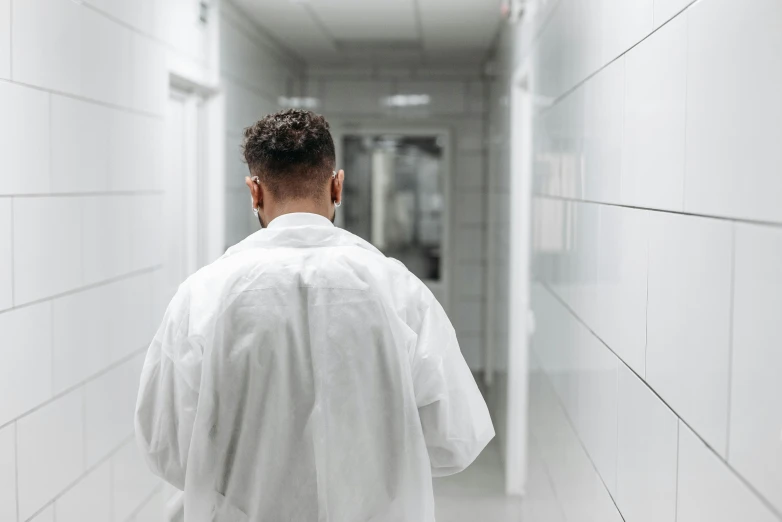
411 298 495 477
135 286 203 490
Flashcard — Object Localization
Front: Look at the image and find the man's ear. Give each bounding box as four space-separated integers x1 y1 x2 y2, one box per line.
333 169 345 205
245 176 263 208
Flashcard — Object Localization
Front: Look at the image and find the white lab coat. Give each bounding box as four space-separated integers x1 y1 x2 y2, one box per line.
135 212 494 522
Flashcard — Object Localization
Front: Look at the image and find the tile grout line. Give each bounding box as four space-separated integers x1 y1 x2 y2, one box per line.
526 423 569 522
0 265 162 317
536 279 782 520
0 190 164 199
533 345 627 521
537 0 701 114
124 484 163 522
22 435 136 522
724 223 737 460
0 78 163 120
536 193 782 229
0 345 148 433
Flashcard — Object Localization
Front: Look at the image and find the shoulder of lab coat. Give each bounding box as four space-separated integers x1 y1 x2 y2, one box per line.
135 279 203 490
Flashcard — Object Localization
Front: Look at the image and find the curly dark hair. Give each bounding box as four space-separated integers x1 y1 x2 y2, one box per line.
242 109 336 201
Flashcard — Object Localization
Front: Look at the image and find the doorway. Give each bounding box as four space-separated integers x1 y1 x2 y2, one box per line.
336 128 453 308
161 81 223 303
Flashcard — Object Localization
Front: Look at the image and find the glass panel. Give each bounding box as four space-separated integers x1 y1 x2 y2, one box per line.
342 135 444 281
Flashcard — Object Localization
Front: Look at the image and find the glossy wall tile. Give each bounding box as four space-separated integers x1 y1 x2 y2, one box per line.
506 0 782 519
729 224 782 514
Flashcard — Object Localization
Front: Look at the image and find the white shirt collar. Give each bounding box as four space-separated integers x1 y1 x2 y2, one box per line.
266 212 334 230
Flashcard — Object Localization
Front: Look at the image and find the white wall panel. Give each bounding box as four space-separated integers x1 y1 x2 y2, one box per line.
454 225 485 263
14 197 82 304
17 390 85 522
81 196 133 284
109 114 165 193
594 205 648 375
646 213 733 456
107 275 156 362
0 199 11 311
453 264 484 299
454 189 485 225
571 321 619 494
322 80 392 115
600 0 654 63
0 303 52 426
454 299 484 335
455 153 484 189
29 505 54 522
677 424 778 522
51 96 111 194
456 119 484 153
684 0 782 223
615 365 678 522
79 7 133 109
729 223 782 513
0 423 16 522
131 33 167 115
622 14 687 211
131 490 165 522
55 462 112 522
12 0 83 97
582 58 624 204
0 82 50 195
528 369 623 522
130 195 164 271
85 0 156 36
0 0 9 79
52 286 112 394
655 0 693 28
112 440 160 522
85 355 143 467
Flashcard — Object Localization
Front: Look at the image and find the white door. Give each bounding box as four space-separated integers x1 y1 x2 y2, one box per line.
162 90 200 301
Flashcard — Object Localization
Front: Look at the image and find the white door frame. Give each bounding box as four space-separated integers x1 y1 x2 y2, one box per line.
505 65 534 496
169 73 225 268
331 122 454 315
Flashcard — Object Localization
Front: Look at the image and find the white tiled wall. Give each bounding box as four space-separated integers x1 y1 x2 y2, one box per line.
492 0 782 519
306 67 489 370
220 0 306 250
0 0 217 520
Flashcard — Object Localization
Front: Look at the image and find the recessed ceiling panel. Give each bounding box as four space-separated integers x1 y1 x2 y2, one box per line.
418 0 502 51
230 0 502 66
309 0 420 41
231 0 339 59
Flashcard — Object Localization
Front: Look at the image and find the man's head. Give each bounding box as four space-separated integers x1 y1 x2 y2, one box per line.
243 109 344 227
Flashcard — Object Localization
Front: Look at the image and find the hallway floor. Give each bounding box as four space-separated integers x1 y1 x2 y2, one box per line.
434 442 523 521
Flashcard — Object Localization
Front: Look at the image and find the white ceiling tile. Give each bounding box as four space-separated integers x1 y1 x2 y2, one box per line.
310 0 419 41
231 0 501 66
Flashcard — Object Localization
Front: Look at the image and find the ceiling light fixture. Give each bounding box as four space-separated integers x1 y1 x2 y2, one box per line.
278 96 320 109
383 94 431 108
